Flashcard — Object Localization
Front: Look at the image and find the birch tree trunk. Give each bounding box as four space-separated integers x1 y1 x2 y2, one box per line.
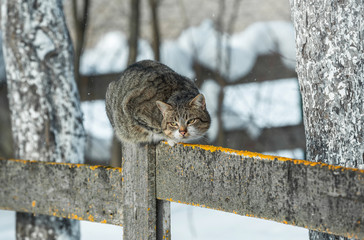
2 0 85 239
290 0 364 239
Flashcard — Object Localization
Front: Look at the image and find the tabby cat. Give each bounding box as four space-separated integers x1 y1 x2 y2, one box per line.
105 60 211 146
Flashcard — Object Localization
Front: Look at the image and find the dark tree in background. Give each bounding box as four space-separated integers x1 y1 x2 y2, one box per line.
72 0 90 98
110 0 142 167
290 0 364 239
2 0 85 239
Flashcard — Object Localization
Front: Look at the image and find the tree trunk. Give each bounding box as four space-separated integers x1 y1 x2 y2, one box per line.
149 0 161 61
290 0 364 239
127 0 140 65
72 0 90 100
110 0 141 167
2 1 85 239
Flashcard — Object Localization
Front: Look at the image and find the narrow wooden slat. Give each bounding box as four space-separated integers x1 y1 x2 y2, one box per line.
0 158 123 226
156 143 364 239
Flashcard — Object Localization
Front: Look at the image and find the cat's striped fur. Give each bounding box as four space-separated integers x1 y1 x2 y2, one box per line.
105 60 210 146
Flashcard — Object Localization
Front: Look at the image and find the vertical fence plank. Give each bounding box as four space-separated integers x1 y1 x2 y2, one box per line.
122 142 156 239
122 142 170 240
157 200 171 240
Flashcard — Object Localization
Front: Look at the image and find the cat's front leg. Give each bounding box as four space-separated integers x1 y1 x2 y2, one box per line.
167 139 177 147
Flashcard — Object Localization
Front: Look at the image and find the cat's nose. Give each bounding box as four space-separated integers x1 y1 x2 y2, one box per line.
179 129 187 136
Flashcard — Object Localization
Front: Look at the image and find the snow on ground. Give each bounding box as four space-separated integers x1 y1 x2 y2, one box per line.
81 101 113 161
0 20 308 239
200 77 301 141
230 21 296 70
224 78 301 129
80 31 154 75
171 203 308 240
0 211 15 240
80 19 295 81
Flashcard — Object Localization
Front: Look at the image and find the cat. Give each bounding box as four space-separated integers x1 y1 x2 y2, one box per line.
105 60 211 146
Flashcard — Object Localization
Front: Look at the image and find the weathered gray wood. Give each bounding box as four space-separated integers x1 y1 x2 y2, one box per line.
122 143 170 240
156 200 171 240
290 0 364 239
0 158 123 226
1 143 364 238
121 142 171 239
156 143 364 239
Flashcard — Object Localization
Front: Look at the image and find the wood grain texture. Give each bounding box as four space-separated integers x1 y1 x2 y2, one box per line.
1 143 364 238
156 200 171 240
156 143 364 239
0 158 123 226
121 142 158 240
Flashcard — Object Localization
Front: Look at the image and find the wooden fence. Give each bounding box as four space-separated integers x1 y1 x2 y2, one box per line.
1 142 364 239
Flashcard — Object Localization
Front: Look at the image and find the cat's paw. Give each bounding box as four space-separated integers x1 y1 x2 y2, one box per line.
167 140 176 147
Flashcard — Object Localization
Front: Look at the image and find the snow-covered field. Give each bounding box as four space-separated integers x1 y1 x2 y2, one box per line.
0 20 309 239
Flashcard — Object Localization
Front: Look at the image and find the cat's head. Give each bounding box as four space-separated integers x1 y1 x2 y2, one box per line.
156 94 211 143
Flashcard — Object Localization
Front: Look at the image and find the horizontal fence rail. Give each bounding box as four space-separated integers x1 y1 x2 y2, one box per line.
0 158 123 225
157 144 364 239
1 143 364 239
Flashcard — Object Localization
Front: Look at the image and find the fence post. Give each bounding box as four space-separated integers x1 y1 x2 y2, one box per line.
122 142 170 240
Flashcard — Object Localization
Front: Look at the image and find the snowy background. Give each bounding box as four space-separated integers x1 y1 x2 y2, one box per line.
80 19 304 161
0 20 308 239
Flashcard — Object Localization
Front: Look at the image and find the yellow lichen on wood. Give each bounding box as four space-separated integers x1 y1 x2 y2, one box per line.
181 143 364 173
89 165 100 170
88 214 95 222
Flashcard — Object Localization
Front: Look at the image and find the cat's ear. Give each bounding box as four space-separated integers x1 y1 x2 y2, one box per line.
156 101 172 117
189 94 206 110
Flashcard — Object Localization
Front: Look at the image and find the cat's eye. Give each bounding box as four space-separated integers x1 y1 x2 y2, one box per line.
187 118 197 125
168 122 178 128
